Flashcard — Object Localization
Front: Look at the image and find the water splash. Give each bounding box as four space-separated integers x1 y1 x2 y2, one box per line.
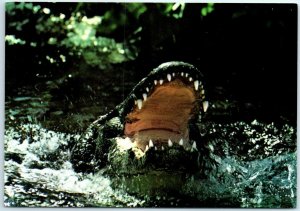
4 122 296 207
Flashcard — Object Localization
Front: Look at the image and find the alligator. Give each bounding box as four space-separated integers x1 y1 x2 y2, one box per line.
70 62 215 193
4 61 296 206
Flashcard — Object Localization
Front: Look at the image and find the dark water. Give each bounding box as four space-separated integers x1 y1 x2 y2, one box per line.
4 58 297 208
4 120 297 207
4 57 297 208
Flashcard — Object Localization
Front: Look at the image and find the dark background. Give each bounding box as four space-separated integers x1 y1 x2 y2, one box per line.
5 3 297 131
138 4 297 125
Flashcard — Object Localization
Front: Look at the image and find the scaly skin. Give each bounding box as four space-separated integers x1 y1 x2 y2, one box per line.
70 61 211 175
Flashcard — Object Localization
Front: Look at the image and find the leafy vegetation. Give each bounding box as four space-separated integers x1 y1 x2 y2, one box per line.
6 2 211 70
5 3 297 131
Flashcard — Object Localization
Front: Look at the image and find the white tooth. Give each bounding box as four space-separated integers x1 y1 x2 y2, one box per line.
192 141 197 150
189 77 193 82
162 146 165 151
146 87 149 92
168 139 173 147
203 101 209 112
154 80 157 85
137 99 143 110
142 93 147 101
179 139 184 146
199 81 202 85
181 72 184 76
159 79 163 85
201 89 205 95
155 146 157 150
194 80 199 90
167 74 171 82
172 73 175 77
185 73 189 77
149 139 154 148
145 145 149 151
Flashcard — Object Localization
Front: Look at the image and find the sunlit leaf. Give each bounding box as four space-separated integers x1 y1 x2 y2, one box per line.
201 7 208 16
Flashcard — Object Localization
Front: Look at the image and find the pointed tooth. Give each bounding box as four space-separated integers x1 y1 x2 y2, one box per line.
167 74 171 82
203 101 209 112
179 139 184 146
192 141 197 150
142 93 147 101
185 73 189 77
172 73 175 77
181 72 184 76
162 146 165 151
145 145 149 152
168 139 173 147
137 99 142 110
201 89 205 95
149 139 154 148
194 80 199 90
155 146 157 151
159 79 163 85
154 80 157 85
189 77 193 82
146 87 149 92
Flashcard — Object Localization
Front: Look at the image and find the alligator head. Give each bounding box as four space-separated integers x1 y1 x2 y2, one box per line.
71 61 210 180
120 62 208 158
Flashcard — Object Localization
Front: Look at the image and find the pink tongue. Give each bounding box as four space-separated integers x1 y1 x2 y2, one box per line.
124 79 196 151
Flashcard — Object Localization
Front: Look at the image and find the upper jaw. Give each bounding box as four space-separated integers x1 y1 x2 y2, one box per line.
122 62 209 156
129 61 208 116
132 61 206 103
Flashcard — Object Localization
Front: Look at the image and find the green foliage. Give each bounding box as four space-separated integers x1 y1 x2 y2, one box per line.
5 35 26 45
125 3 147 19
6 3 37 32
58 12 136 68
6 2 140 69
201 3 214 17
6 2 41 15
160 3 186 19
5 2 202 69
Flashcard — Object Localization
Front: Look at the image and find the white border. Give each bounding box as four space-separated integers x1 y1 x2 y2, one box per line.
1 1 298 211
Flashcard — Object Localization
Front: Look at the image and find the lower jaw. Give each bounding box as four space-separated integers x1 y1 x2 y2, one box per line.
109 137 200 184
108 147 200 196
130 129 191 151
111 170 188 197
